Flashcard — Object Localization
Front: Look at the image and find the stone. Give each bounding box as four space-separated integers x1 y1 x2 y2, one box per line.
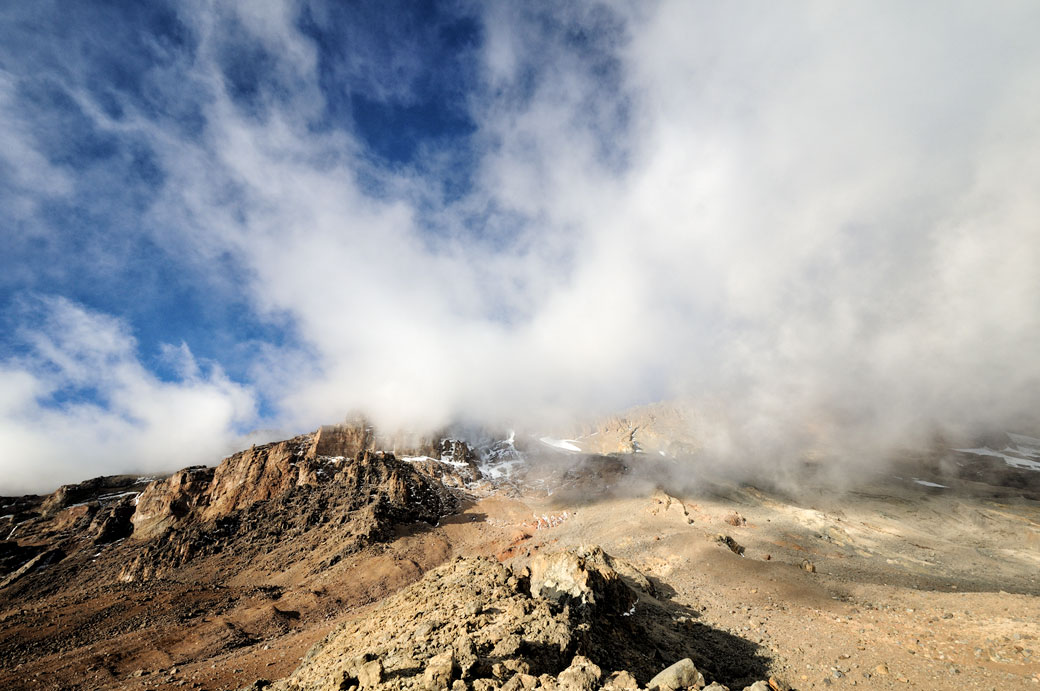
647 658 705 691
357 659 383 687
604 670 640 689
703 684 730 691
767 678 790 691
557 656 602 691
714 535 745 556
454 634 478 678
743 683 770 691
724 513 745 527
425 651 457 690
501 673 538 691
528 546 637 615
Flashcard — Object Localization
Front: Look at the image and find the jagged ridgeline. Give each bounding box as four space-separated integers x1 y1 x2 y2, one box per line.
123 424 491 581
0 420 503 589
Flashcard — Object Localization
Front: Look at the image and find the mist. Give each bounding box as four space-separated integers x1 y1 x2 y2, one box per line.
2 2 1040 493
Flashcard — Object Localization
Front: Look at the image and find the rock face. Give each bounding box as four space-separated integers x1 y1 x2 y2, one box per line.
132 422 483 544
132 466 215 540
120 448 459 581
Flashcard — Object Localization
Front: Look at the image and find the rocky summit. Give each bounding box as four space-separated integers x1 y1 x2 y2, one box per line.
1 416 1039 690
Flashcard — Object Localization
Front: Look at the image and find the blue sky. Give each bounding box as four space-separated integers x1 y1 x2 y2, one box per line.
3 1 1040 492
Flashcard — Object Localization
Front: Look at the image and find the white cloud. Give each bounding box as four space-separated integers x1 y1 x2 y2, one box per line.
0 297 256 493
150 1 1040 447
4 2 1040 490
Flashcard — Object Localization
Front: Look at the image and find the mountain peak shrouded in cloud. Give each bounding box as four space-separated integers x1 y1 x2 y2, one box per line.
3 1 1040 493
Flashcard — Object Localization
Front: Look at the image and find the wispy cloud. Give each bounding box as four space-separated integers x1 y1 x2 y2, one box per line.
0 297 255 494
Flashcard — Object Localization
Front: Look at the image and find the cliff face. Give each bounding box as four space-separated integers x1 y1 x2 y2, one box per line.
131 466 215 540
1 419 487 587
112 421 478 580
130 423 480 543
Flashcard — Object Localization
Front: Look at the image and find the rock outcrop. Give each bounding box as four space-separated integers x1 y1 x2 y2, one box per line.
269 546 767 691
120 447 459 581
527 545 638 616
132 422 483 544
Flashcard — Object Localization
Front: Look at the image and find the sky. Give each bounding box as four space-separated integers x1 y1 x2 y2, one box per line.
2 1 1040 493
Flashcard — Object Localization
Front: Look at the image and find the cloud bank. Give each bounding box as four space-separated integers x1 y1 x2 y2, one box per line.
2 1 1040 491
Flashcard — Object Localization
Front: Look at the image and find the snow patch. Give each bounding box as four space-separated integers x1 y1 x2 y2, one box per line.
539 437 581 452
954 446 1040 471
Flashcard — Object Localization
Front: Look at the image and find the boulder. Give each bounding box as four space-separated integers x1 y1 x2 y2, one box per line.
647 658 706 690
557 656 602 691
424 651 456 690
528 545 637 615
357 660 383 687
604 670 640 689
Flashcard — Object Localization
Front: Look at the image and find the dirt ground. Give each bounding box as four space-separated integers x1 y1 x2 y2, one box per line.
1 466 1038 690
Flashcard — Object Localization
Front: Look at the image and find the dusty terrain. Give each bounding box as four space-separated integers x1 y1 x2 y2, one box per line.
1 419 1038 690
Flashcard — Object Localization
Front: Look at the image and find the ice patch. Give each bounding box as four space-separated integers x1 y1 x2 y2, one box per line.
913 479 947 488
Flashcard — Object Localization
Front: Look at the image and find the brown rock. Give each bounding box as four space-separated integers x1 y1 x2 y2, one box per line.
557 656 602 691
424 651 456 690
357 659 382 687
724 513 745 527
604 670 640 689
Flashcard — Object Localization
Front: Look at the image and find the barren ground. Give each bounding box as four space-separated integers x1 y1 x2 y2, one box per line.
1 458 1038 690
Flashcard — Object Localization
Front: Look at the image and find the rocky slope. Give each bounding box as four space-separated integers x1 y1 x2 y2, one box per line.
2 415 1039 690
0 420 482 590
270 545 772 691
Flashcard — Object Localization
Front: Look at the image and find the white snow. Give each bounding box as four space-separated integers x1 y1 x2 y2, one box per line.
1007 433 1040 455
912 479 947 488
401 455 436 463
98 491 141 502
401 455 470 469
538 437 581 452
954 445 1040 472
1004 456 1040 471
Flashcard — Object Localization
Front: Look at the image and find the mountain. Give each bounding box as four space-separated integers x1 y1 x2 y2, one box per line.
1 414 1039 690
